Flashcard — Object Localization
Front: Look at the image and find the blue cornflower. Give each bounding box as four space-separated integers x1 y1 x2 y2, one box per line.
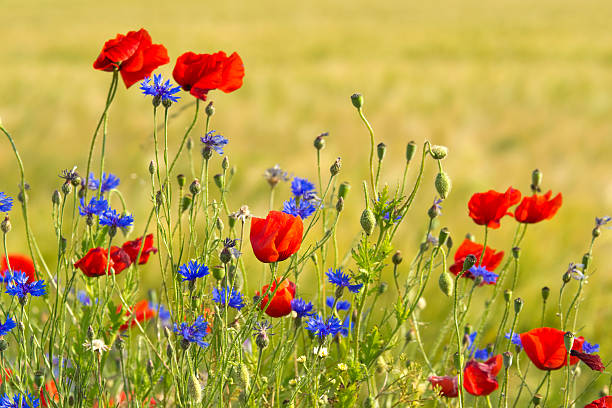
85 172 120 193
0 393 40 408
382 211 401 223
212 287 245 310
174 316 210 349
291 298 315 317
78 197 109 217
339 315 354 337
5 271 46 299
201 130 228 155
326 296 351 311
291 177 316 197
505 332 523 348
99 209 134 229
140 74 181 103
282 197 317 219
177 260 209 282
469 266 499 285
222 238 241 259
473 348 492 361
0 316 16 336
77 290 91 306
326 268 363 294
0 193 13 213
595 216 612 229
583 341 600 354
305 314 343 338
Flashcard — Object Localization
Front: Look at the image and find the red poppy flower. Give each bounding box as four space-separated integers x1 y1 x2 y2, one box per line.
40 380 59 408
463 355 503 396
173 51 244 101
468 187 521 229
449 239 504 279
110 246 131 273
520 327 584 370
118 300 156 331
514 191 562 224
250 211 303 263
585 396 612 408
75 247 130 277
257 278 296 317
93 28 169 88
428 375 458 397
122 234 157 265
1 253 37 282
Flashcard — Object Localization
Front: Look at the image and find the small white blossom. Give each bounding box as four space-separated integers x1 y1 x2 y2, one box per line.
83 339 110 353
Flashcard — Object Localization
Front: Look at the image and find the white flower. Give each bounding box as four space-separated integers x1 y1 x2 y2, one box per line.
296 355 306 364
230 205 251 222
83 339 110 353
313 347 328 358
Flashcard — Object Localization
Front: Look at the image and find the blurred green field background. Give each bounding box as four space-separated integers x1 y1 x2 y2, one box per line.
1 0 612 402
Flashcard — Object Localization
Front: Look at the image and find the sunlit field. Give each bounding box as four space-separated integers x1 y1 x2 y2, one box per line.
1 0 612 406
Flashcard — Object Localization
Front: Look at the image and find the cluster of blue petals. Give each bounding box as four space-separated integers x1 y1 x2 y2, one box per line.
140 74 181 103
212 287 245 310
178 260 209 282
174 316 210 348
201 130 229 155
5 271 46 299
469 266 499 284
305 314 343 338
326 268 363 294
0 192 13 213
282 177 319 219
0 392 40 408
291 298 315 317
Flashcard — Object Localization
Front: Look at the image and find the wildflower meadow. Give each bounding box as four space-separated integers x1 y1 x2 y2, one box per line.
0 25 611 408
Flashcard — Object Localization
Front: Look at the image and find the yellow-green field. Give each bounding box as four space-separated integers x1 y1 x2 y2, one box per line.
2 0 612 401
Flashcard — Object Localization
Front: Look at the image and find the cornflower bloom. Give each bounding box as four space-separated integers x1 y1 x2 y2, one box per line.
79 197 109 217
305 314 343 339
566 262 586 281
291 178 315 197
177 260 209 282
583 341 600 354
326 268 363 295
263 165 290 188
291 298 315 317
595 216 612 228
212 287 245 310
0 316 16 336
5 271 47 301
505 332 523 349
201 130 228 155
326 296 350 311
0 393 40 408
0 193 13 213
99 209 134 229
174 316 210 348
140 74 181 104
468 265 499 285
283 197 316 219
59 167 80 185
86 172 120 193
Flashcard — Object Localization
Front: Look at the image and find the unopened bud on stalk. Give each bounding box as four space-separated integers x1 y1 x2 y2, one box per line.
564 331 575 352
213 174 224 190
155 191 163 208
330 157 342 176
446 236 453 251
146 359 154 378
405 329 415 343
406 141 417 162
228 215 236 229
428 203 441 219
34 370 44 387
115 336 124 351
462 254 477 272
562 271 571 283
376 143 386 161
582 253 592 270
87 326 94 340
221 156 229 171
189 180 201 196
188 372 202 403
438 227 450 247
177 174 186 188
360 208 376 236
435 171 451 199
59 236 67 255
256 332 269 350
220 247 232 264
336 197 344 213
392 251 402 265
504 289 512 303
205 101 215 117
180 196 192 213
61 183 73 196
430 145 448 160
514 298 524 314
531 169 542 193
350 93 364 109
71 175 81 187
166 343 173 359
378 282 388 294
212 266 225 281
108 225 117 238
216 217 224 232
1 217 11 234
541 286 550 301
0 339 7 352
52 190 61 206
314 133 327 150
148 161 155 176
512 247 521 259
202 146 213 160
338 182 351 199
438 272 454 297
453 352 463 371
503 351 513 368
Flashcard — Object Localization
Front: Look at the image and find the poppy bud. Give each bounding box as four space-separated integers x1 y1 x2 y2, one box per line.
430 145 448 160
148 161 155 176
216 217 224 232
330 157 342 176
180 196 192 213
351 93 364 109
338 182 351 199
514 298 524 314
406 141 417 162
541 286 550 301
453 352 463 371
360 208 376 236
212 266 225 281
435 171 451 199
531 169 542 193
0 339 7 352
33 370 44 387
563 331 575 352
438 227 450 247
512 247 521 259
177 174 186 188
202 146 213 160
188 372 202 403
438 272 454 297
392 251 402 265
189 180 201 196
205 101 215 117
503 351 513 368
61 182 73 196
462 254 477 272
314 133 327 150
582 253 591 270
1 217 10 234
52 190 61 206
336 197 344 213
377 143 386 161
213 174 224 190
504 289 512 303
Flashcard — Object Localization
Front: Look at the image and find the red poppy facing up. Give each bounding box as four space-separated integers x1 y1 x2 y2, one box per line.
122 234 157 265
468 187 521 229
250 211 303 263
428 375 458 397
514 191 562 224
75 247 128 277
449 239 504 279
1 253 37 282
173 51 244 101
463 354 503 396
93 28 170 88
585 396 612 408
520 327 584 370
257 278 296 317
118 300 156 331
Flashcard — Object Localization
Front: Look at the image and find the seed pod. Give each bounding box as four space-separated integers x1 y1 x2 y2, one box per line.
392 251 402 265
438 272 454 297
541 286 550 301
350 93 363 109
504 289 512 303
338 182 351 199
1 217 11 234
360 208 376 236
435 171 452 199
438 227 450 247
531 169 542 193
430 145 448 160
376 143 386 161
514 298 524 314
212 266 225 281
34 370 44 387
406 141 417 162
177 174 186 188
563 331 575 352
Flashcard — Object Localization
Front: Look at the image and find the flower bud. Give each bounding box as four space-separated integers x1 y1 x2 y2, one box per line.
438 227 450 247
378 282 388 294
177 174 186 188
350 93 364 109
1 217 11 234
189 180 201 196
166 343 173 359
108 225 117 238
256 332 269 350
504 289 512 303
216 217 224 232
392 251 402 265
446 236 453 251
582 253 592 270
562 271 571 283
148 161 155 176
338 182 351 199
61 182 73 196
314 133 327 150
376 143 386 161
503 351 513 368
360 208 376 236
188 372 203 403
531 169 542 193
115 336 125 351
541 286 550 301
564 331 575 352
146 359 154 379
406 141 417 162
34 370 44 387
462 254 477 272
220 247 232 264
202 146 213 160
465 233 475 242
438 272 454 297
205 102 215 117
180 195 192 213
52 190 61 206
228 215 236 229
336 197 344 213
512 247 521 259
428 203 441 219
435 171 452 199
87 326 94 340
453 352 464 371
405 328 415 343
330 157 342 176
221 156 230 170
532 394 542 407
592 226 601 238
213 174 224 190
430 145 448 160
514 298 524 314
71 175 82 187
212 266 225 281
